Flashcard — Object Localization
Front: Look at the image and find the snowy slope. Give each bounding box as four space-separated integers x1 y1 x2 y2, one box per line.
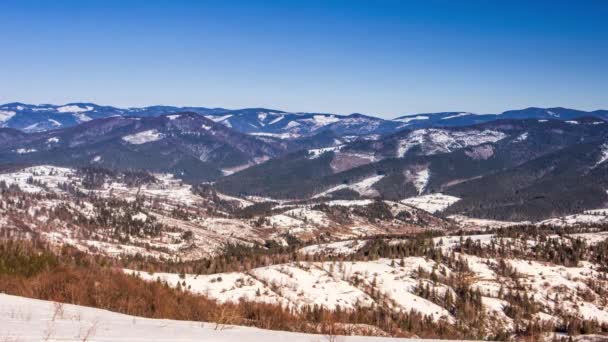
395 129 507 157
314 174 385 198
0 294 452 342
127 258 454 322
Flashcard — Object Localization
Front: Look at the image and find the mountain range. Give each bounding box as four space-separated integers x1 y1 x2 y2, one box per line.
1 102 608 221
2 102 607 138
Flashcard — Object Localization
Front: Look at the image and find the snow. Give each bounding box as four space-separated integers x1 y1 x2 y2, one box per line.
412 169 429 195
57 105 93 113
0 110 16 122
504 259 608 322
0 293 430 342
127 258 455 322
48 119 62 126
201 124 212 130
308 145 342 159
595 142 608 166
394 115 429 123
126 265 375 312
267 214 304 228
321 258 454 322
0 165 444 261
284 207 330 225
73 112 92 122
131 212 148 222
538 119 548 123
0 165 75 193
205 114 232 122
311 114 340 126
314 175 385 198
47 137 59 143
285 121 301 129
396 129 507 157
568 232 608 246
432 234 496 251
325 199 375 207
167 114 181 120
268 115 284 125
447 215 526 229
538 212 608 226
249 132 300 139
513 132 528 142
122 129 165 144
298 240 368 256
401 194 460 213
565 120 579 125
92 155 102 163
15 148 37 154
23 123 41 132
441 113 470 120
257 112 268 123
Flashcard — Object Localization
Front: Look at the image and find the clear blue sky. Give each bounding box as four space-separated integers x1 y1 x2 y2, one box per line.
1 0 606 117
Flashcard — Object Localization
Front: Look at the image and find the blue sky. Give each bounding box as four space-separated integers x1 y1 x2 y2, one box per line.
1 0 606 117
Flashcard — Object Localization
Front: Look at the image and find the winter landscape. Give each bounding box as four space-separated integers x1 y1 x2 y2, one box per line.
2 1 608 341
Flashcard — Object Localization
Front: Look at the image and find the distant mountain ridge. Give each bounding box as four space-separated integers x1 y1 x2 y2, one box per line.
1 102 606 138
393 107 608 129
2 110 608 220
214 117 608 219
0 112 286 182
0 102 403 138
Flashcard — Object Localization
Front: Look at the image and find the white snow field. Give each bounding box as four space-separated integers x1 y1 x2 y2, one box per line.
0 294 458 342
401 194 460 213
314 174 385 198
122 129 165 144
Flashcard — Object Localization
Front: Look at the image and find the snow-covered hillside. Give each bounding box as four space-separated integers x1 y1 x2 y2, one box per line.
126 231 608 336
127 258 454 322
0 294 451 342
395 129 507 157
0 166 451 260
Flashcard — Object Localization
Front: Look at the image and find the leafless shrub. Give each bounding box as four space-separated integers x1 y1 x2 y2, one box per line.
79 318 99 341
51 302 64 321
42 321 54 342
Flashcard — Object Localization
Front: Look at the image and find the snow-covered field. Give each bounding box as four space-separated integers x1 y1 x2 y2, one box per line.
401 194 460 213
0 294 452 342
